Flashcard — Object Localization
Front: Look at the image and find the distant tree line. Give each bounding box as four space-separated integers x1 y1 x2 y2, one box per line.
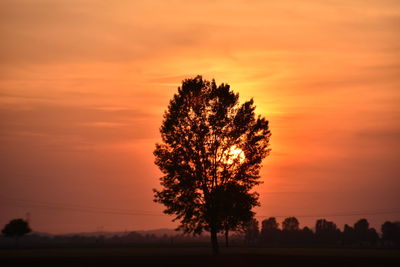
244 217 400 247
1 217 399 248
0 229 212 248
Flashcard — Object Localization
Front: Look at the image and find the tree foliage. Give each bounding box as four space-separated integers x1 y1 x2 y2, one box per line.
262 217 279 232
153 76 271 253
253 217 385 247
381 221 400 246
315 219 340 244
260 217 280 243
244 218 260 243
282 217 300 231
214 182 257 247
2 218 31 239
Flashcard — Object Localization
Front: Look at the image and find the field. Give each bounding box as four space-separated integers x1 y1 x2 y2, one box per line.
1 247 399 267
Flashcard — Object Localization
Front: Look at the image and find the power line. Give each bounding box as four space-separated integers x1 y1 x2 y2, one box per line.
1 195 399 219
3 202 164 216
255 209 400 219
0 195 163 217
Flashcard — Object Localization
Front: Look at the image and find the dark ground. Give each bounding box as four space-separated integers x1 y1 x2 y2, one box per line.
1 247 399 267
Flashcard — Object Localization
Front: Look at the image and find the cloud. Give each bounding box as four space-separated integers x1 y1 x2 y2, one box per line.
0 104 159 148
0 0 211 65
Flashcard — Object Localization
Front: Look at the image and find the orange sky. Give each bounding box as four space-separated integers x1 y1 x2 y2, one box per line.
1 0 399 234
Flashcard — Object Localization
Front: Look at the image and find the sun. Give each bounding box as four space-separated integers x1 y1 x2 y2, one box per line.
224 145 245 164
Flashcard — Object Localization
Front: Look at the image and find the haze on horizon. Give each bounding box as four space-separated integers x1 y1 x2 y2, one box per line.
0 0 399 234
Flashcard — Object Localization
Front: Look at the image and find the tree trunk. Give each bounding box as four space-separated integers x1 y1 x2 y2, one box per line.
210 225 220 255
225 229 229 248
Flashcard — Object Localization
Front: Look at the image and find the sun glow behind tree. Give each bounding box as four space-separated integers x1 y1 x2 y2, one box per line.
224 145 245 165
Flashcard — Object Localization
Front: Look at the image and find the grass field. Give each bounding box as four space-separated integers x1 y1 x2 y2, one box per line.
1 247 399 266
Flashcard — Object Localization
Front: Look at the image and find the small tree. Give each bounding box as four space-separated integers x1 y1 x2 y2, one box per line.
282 217 300 231
301 226 314 245
281 217 300 245
381 221 400 246
153 76 271 254
214 182 257 247
260 217 280 244
245 218 260 243
315 219 340 245
342 224 355 245
2 218 32 246
354 218 369 245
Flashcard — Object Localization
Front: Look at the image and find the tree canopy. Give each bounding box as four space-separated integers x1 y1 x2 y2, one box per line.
2 218 31 239
153 76 271 254
282 217 300 231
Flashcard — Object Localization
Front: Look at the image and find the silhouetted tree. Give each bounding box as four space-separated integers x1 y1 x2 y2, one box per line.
281 217 300 245
353 218 378 246
260 217 280 244
342 224 355 245
214 182 257 247
315 219 340 245
2 218 31 246
300 226 314 245
381 221 400 246
245 218 260 243
282 217 300 231
153 76 271 254
367 228 379 245
354 218 369 245
354 218 369 232
262 217 279 232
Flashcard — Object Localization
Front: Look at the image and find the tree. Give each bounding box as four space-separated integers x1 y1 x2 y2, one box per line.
281 217 300 245
342 224 355 245
260 217 280 244
353 218 378 246
282 217 300 232
354 218 369 232
300 226 314 245
354 218 369 245
2 218 32 246
262 217 279 232
153 76 271 254
381 221 400 246
244 218 260 243
214 182 257 247
315 219 340 245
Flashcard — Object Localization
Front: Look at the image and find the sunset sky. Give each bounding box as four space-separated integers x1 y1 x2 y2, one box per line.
1 0 399 234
